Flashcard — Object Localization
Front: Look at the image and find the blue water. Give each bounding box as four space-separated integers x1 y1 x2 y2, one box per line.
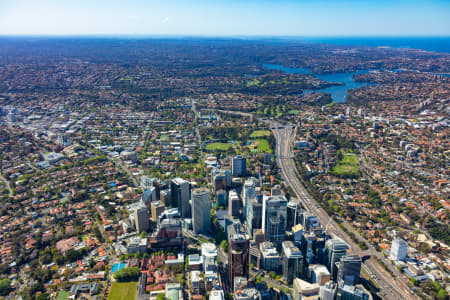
263 63 370 103
111 262 126 273
280 37 450 53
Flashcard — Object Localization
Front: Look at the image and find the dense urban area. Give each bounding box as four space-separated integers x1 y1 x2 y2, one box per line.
0 38 448 300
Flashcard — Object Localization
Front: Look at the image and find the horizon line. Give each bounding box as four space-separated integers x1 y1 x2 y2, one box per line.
0 34 449 39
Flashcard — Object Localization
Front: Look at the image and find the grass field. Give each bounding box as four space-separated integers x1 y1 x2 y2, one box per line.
108 282 137 300
206 142 233 151
246 79 261 87
332 152 359 177
341 153 358 165
249 139 272 153
287 109 300 115
250 130 271 138
56 291 69 300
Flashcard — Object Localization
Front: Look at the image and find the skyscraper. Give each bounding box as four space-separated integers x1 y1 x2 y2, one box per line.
201 242 218 273
170 178 190 218
192 188 211 234
246 198 262 239
213 173 226 192
151 201 165 222
160 189 172 207
216 189 227 207
229 190 240 217
260 241 281 271
232 155 246 177
390 238 408 261
228 221 249 289
325 239 350 278
336 284 369 300
287 201 299 231
282 241 303 284
337 255 362 286
262 194 287 246
134 205 149 233
320 281 337 300
243 178 257 219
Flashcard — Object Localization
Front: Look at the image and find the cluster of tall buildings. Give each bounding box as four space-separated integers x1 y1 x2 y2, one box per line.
210 169 371 300
131 154 370 300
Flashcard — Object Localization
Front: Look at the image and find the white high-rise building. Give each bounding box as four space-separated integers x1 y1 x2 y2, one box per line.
192 188 210 234
390 238 408 261
243 178 257 219
262 194 288 245
201 243 218 273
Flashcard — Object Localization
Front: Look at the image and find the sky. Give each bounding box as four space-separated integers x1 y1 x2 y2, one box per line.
0 0 449 36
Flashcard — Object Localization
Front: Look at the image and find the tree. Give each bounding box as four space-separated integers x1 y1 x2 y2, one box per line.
0 278 10 296
113 267 140 282
269 271 276 279
36 293 50 300
156 293 166 300
437 289 448 300
220 240 228 252
409 278 418 286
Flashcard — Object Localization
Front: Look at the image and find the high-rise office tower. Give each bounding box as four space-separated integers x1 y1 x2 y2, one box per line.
192 188 211 234
282 241 303 284
170 178 190 218
260 241 281 271
303 213 320 232
337 255 362 286
231 155 246 177
246 198 262 238
243 178 257 219
160 189 172 207
224 169 231 187
308 264 331 285
213 173 227 192
320 282 337 300
216 189 227 207
287 201 299 231
262 195 288 246
229 190 240 217
151 201 165 222
325 239 350 278
134 205 149 233
228 221 249 289
336 284 368 300
201 243 218 273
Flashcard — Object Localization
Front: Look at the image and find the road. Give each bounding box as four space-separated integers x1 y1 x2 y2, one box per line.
272 124 418 300
191 102 204 157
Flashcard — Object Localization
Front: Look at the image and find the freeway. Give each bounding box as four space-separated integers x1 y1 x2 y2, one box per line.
272 124 419 300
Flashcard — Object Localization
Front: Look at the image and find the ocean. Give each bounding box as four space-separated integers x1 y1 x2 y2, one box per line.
278 36 450 53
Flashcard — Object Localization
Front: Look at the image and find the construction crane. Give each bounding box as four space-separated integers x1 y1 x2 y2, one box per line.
235 270 263 295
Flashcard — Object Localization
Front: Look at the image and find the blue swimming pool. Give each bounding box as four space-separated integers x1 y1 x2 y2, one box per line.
111 262 126 273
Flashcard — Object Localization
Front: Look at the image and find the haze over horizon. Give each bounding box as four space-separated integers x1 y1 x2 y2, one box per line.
0 0 449 37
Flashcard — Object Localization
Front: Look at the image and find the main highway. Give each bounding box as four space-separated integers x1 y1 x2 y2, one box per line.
272 124 419 300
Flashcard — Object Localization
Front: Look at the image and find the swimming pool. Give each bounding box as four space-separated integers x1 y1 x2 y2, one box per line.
111 262 126 273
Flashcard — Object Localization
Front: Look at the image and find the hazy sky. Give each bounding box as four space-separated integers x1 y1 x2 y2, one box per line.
0 0 449 36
